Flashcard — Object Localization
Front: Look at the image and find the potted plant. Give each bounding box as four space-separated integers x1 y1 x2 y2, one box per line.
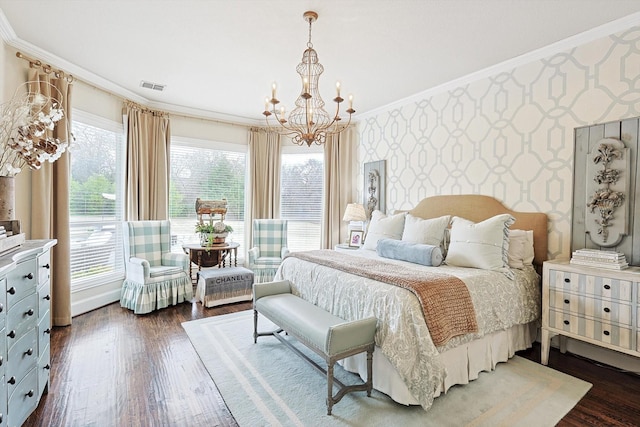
195 221 233 246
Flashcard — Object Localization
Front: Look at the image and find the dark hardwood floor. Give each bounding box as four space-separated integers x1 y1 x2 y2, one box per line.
24 295 640 426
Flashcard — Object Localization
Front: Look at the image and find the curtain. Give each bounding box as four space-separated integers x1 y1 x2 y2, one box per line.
124 101 171 220
247 128 281 248
321 127 358 249
248 128 281 219
29 68 73 326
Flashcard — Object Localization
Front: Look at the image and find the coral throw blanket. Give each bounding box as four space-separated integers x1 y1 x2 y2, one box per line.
288 250 478 346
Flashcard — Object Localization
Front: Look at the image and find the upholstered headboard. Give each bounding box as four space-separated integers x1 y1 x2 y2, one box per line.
408 195 549 268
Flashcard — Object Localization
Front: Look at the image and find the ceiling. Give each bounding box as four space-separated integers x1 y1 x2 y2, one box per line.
2 0 640 125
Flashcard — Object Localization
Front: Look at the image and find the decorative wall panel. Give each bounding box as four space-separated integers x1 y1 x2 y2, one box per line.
358 26 640 259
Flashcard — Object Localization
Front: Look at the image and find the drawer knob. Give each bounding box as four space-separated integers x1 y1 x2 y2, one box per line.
45 328 51 335
25 273 33 280
26 308 34 316
7 377 15 385
564 278 570 283
604 284 611 290
0 356 3 366
604 307 611 313
44 295 51 301
26 390 34 398
0 302 3 313
43 263 50 269
604 330 610 336
564 299 570 304
563 320 570 325
7 287 15 295
7 330 15 339
44 364 51 370
25 348 33 356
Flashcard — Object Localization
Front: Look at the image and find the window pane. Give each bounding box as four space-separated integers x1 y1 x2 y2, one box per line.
169 143 246 253
280 152 323 251
70 116 125 288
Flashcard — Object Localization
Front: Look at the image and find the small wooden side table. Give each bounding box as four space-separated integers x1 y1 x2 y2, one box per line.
182 242 240 283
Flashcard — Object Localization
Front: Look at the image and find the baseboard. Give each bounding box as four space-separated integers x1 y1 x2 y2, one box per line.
549 335 640 374
71 285 121 317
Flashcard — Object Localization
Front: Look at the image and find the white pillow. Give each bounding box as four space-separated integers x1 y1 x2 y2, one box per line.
445 214 515 278
508 229 535 268
401 214 451 247
362 211 406 250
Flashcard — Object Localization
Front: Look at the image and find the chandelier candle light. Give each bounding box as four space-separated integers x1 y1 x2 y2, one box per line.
262 11 355 147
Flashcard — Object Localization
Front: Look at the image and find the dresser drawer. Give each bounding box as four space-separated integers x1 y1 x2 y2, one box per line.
6 259 38 309
6 292 38 348
6 328 37 398
548 288 632 326
0 278 5 332
38 311 51 356
38 279 51 319
0 375 6 427
548 309 632 350
37 251 51 286
7 368 37 427
37 344 50 397
548 269 632 301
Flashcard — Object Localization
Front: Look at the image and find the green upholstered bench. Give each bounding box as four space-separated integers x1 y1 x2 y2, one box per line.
253 280 377 415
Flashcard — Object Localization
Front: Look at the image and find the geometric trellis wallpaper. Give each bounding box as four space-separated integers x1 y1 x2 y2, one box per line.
358 25 640 260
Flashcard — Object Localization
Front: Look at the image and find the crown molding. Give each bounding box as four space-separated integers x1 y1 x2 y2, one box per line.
358 11 640 121
0 9 261 127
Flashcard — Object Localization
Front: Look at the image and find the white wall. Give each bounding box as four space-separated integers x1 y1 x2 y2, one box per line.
358 25 640 260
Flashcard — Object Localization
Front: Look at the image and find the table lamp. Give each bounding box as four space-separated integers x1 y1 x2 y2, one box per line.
342 203 367 235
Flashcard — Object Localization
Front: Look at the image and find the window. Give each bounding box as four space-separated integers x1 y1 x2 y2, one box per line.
169 139 246 254
280 151 324 251
69 111 125 290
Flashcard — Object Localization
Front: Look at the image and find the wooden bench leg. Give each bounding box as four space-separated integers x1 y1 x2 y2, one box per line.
366 347 373 396
253 309 258 343
327 362 335 416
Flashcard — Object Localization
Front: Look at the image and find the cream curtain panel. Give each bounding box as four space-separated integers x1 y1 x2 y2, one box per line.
321 127 358 249
29 68 73 326
124 101 171 220
248 128 281 220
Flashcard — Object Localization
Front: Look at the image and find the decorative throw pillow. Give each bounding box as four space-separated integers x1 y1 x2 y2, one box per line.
362 211 406 251
401 214 451 247
508 229 535 268
377 238 443 266
445 214 515 278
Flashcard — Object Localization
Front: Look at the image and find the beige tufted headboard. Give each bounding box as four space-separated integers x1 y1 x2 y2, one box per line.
408 195 549 268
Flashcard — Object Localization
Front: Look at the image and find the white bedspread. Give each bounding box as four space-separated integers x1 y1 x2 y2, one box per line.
274 249 540 411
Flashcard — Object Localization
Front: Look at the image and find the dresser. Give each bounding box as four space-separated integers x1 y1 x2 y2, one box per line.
541 259 640 365
0 240 56 426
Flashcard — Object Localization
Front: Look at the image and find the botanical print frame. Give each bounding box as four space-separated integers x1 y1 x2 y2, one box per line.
363 160 386 219
348 230 364 247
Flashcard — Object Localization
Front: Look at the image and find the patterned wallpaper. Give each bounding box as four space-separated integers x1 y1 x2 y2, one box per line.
358 26 640 259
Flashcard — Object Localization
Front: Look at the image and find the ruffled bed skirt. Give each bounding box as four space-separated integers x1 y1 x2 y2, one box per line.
120 276 193 314
341 321 537 406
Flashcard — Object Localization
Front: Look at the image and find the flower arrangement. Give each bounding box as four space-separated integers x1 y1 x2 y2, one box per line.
195 221 233 246
0 82 69 177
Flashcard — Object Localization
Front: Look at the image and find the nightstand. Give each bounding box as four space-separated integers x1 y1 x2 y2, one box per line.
541 259 640 365
334 244 359 253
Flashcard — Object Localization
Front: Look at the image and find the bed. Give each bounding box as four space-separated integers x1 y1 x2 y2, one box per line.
273 195 548 411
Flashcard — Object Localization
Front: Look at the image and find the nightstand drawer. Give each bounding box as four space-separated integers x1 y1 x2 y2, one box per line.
548 289 632 326
548 309 632 349
548 269 632 301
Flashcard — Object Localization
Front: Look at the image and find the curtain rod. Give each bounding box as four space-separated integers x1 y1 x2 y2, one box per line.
16 51 74 83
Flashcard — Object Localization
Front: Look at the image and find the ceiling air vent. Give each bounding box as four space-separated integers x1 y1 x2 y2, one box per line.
140 80 166 92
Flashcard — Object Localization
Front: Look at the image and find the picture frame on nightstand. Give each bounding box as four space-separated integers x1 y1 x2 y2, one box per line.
349 230 364 247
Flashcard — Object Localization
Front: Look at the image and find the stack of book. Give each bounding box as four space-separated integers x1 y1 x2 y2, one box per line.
570 248 629 270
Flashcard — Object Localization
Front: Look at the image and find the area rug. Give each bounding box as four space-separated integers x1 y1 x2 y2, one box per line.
183 311 592 427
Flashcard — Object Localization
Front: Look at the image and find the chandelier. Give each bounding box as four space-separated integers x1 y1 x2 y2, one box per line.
262 11 355 147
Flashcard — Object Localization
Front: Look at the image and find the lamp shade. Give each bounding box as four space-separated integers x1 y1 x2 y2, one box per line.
342 203 367 222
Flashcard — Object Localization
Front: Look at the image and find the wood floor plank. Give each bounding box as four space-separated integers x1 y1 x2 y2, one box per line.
23 296 640 426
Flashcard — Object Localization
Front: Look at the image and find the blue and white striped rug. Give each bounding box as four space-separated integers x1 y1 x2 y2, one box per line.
183 310 591 427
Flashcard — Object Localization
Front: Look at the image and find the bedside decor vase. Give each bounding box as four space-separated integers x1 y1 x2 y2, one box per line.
0 176 15 221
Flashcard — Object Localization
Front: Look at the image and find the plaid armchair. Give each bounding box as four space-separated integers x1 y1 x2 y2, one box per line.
120 220 192 314
248 219 289 283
